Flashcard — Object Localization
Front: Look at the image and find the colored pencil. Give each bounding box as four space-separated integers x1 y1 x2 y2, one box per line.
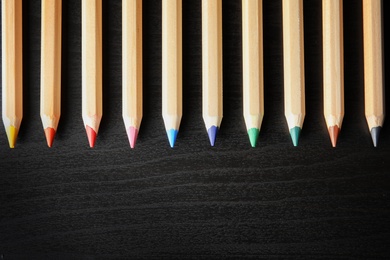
82 0 102 148
322 0 344 147
242 0 264 148
282 0 305 146
202 0 223 146
162 0 182 148
41 0 62 148
123 0 143 149
363 0 384 147
2 0 23 148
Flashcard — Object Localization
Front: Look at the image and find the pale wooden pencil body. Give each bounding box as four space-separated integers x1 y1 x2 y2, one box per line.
322 0 344 129
41 0 62 131
242 0 264 131
162 0 182 131
122 0 143 131
2 0 23 147
282 0 305 131
363 0 384 131
202 0 223 130
82 0 102 133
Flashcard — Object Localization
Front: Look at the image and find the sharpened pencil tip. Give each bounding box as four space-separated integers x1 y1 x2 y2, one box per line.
127 127 139 149
207 126 218 146
328 126 340 147
370 126 381 147
6 126 18 148
86 125 97 148
247 128 259 147
44 127 56 147
290 127 301 147
167 129 178 148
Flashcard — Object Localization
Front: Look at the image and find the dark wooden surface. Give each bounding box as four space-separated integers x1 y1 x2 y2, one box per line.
1 0 390 258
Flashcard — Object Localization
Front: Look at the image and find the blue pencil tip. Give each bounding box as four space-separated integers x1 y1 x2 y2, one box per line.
207 126 218 146
167 129 178 148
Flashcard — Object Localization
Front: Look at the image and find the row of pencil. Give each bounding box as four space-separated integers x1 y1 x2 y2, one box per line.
1 0 385 148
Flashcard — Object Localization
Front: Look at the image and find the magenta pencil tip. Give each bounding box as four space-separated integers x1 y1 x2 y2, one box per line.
127 127 139 148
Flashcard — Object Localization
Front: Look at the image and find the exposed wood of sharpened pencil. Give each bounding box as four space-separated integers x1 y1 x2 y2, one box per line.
322 0 344 147
282 0 305 147
123 0 143 149
82 0 103 148
242 0 264 148
2 0 23 149
162 0 182 148
202 0 223 146
41 0 62 148
363 0 385 147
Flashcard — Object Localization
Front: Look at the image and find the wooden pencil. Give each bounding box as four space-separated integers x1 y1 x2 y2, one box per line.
82 0 102 148
322 0 344 147
362 0 384 147
123 0 143 149
2 0 23 148
162 0 182 148
242 0 264 148
202 0 223 146
41 0 62 148
282 0 305 146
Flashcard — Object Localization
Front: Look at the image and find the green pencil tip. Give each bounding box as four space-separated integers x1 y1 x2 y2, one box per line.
247 128 259 147
289 127 301 147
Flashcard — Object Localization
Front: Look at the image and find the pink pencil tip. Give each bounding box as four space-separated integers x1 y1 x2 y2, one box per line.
44 127 56 147
86 125 97 148
127 127 139 148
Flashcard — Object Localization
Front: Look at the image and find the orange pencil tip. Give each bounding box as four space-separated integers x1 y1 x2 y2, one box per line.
328 126 340 147
86 125 97 148
44 128 56 147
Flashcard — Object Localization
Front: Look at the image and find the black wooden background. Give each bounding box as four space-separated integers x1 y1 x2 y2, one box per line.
1 0 390 258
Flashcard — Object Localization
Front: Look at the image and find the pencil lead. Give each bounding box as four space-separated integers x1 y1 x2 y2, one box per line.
207 126 218 146
247 128 259 148
167 129 178 148
6 126 18 149
86 125 97 148
328 125 340 148
370 126 381 147
44 127 56 147
127 127 138 149
290 126 301 147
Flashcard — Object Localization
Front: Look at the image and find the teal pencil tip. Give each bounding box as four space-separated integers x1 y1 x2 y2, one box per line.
247 128 259 147
289 126 301 147
167 129 178 148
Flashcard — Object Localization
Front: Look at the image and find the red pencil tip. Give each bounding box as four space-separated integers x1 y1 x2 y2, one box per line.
127 127 138 148
328 126 340 147
44 127 56 147
86 125 97 148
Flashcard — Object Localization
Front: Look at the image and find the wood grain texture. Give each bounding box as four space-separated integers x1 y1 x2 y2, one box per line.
122 0 143 138
322 0 344 130
242 0 264 133
1 0 390 258
282 0 305 131
363 0 384 131
40 0 62 145
1 0 23 148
